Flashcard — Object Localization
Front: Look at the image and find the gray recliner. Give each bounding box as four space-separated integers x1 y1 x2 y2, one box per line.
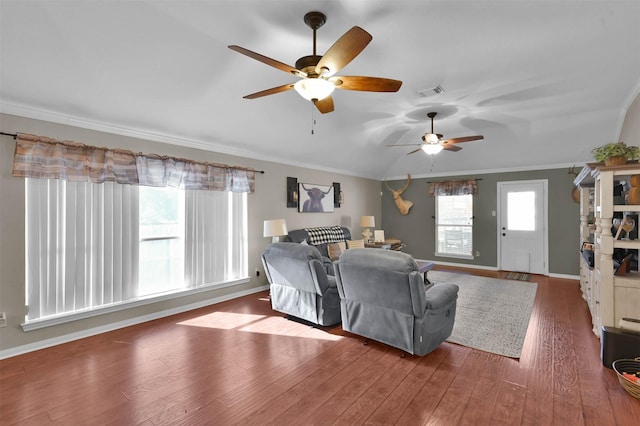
284 226 352 275
334 249 459 355
262 242 341 326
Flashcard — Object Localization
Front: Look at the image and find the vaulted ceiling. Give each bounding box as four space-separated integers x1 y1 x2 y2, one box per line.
1 1 639 179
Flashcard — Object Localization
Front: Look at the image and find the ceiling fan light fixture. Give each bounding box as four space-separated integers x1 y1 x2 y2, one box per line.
423 133 439 144
421 143 444 155
294 78 335 101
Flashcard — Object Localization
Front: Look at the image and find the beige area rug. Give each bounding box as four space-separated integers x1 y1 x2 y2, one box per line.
429 271 538 358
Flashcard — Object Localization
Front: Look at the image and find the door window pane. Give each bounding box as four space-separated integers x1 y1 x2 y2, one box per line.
508 191 535 231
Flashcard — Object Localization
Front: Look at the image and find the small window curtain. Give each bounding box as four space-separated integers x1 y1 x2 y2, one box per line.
13 133 256 193
25 179 139 320
135 156 255 192
428 179 478 196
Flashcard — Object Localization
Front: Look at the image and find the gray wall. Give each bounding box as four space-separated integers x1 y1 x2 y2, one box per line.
381 169 581 276
620 91 640 144
0 113 381 355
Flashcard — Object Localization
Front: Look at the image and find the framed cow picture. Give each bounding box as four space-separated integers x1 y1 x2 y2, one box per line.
298 183 334 213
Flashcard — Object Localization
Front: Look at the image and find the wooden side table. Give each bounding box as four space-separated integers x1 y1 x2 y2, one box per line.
365 239 402 251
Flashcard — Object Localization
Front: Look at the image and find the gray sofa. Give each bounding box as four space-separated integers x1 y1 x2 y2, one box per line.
284 226 352 275
262 242 341 326
334 249 459 355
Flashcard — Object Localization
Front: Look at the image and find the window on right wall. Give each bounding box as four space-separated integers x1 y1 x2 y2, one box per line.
435 194 474 258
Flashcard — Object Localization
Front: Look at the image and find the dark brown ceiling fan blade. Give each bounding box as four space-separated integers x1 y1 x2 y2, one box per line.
315 26 372 77
228 45 304 77
314 96 334 114
333 76 402 92
442 135 484 144
407 147 423 155
243 83 295 99
442 144 462 152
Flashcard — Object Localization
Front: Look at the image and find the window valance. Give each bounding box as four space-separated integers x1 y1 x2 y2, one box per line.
12 133 256 192
428 179 478 196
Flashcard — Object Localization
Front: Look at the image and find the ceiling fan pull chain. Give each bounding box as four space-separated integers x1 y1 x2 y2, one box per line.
311 102 316 135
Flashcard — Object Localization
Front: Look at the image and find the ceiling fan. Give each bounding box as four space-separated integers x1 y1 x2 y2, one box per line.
228 11 402 114
388 112 484 155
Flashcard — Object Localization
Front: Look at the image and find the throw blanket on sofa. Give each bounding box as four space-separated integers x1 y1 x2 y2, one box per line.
304 226 346 246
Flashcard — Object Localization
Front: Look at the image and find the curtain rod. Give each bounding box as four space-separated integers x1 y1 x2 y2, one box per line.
1 131 265 174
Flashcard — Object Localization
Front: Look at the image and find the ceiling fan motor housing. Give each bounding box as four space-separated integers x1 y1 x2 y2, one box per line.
295 55 323 76
422 133 440 144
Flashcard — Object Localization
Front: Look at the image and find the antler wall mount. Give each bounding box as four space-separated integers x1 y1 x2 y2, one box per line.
385 174 413 215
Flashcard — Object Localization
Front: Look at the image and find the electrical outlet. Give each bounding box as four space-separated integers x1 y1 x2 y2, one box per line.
475 251 480 257
0 312 7 328
255 267 260 277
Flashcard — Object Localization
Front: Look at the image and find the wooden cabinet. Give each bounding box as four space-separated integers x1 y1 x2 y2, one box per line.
575 163 640 338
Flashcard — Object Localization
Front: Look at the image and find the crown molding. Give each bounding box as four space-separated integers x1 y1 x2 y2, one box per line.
381 162 586 181
0 101 377 180
1 101 587 182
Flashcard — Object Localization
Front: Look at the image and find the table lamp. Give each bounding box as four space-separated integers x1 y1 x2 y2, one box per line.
263 219 288 243
360 215 375 243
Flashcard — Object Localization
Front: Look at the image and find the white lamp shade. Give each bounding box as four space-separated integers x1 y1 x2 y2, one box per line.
294 78 335 101
263 219 288 238
421 143 444 155
359 215 375 228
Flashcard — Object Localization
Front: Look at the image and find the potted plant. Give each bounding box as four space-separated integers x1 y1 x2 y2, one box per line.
591 141 640 166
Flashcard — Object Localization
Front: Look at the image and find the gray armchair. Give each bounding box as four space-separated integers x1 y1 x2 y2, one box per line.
262 242 341 326
334 249 459 355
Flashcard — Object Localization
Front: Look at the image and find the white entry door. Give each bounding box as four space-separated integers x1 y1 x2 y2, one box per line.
498 180 548 275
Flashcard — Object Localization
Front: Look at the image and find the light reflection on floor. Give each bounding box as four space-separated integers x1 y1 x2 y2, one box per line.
177 311 343 341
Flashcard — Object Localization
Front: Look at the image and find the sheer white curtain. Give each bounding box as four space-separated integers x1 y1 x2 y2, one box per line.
184 190 247 287
25 179 139 321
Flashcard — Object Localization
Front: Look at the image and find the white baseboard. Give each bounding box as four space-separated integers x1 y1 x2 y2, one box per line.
548 273 580 280
416 259 499 271
0 285 269 360
417 259 580 281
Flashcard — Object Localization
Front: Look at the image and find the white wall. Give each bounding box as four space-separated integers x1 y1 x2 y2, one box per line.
619 91 640 144
0 113 381 357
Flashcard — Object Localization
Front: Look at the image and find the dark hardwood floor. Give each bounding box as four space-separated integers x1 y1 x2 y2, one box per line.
1 266 639 425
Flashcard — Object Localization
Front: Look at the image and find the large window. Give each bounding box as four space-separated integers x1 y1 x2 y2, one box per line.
435 194 473 258
24 178 248 328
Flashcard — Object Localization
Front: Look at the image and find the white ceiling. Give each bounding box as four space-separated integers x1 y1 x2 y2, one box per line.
1 0 639 179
